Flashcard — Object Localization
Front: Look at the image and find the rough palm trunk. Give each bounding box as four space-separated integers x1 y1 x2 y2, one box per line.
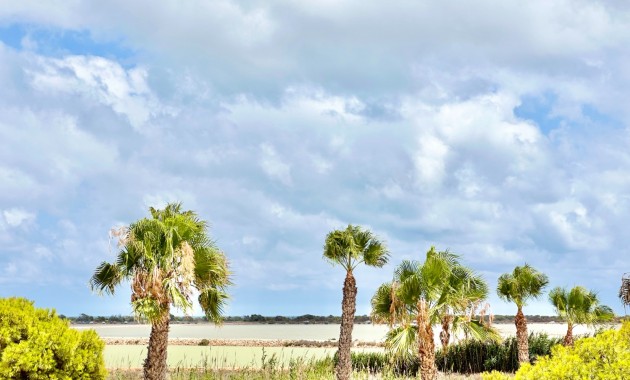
439 314 453 349
144 312 170 380
515 306 529 364
417 300 437 380
563 322 574 346
336 271 357 380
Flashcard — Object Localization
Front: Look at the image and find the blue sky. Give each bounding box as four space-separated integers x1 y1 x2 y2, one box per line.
1 1 629 318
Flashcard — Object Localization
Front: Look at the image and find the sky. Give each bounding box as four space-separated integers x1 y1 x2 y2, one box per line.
0 0 629 319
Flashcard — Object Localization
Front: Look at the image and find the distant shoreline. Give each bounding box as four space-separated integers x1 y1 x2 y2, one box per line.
102 337 383 347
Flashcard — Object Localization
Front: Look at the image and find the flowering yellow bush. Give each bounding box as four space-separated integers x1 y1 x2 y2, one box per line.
483 321 630 380
0 297 106 379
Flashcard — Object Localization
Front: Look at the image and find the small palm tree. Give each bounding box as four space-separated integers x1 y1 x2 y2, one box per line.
90 203 231 380
371 247 492 380
323 225 389 380
620 273 630 312
549 286 614 346
437 264 492 349
497 264 549 364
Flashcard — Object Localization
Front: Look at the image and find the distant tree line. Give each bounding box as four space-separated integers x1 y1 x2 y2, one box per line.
63 312 618 325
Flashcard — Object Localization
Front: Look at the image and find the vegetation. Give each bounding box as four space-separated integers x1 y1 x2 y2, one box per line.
90 203 231 380
482 321 630 379
371 247 495 380
620 273 630 309
548 286 614 346
67 312 593 324
0 297 106 379
436 332 561 374
323 225 389 380
497 265 549 364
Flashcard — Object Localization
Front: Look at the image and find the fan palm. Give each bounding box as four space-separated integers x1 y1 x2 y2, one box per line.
90 203 231 380
549 286 614 346
437 264 493 349
323 225 389 380
497 264 548 364
371 247 492 380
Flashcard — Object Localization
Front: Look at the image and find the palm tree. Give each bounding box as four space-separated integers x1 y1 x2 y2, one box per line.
497 264 549 365
90 203 231 380
437 264 492 349
620 273 630 312
549 286 614 346
323 225 389 380
371 247 492 380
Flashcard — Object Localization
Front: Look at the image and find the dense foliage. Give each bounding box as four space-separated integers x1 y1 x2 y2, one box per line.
513 321 630 379
436 333 562 374
0 297 106 379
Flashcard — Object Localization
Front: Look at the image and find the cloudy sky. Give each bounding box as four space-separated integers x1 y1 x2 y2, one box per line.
1 0 629 319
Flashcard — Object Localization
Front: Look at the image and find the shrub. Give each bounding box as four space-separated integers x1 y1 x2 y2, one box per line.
198 338 210 346
513 321 630 379
0 297 106 379
436 333 562 374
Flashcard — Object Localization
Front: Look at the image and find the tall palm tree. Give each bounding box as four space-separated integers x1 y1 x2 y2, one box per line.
497 264 548 365
90 203 231 380
549 286 614 346
371 247 492 380
323 225 389 380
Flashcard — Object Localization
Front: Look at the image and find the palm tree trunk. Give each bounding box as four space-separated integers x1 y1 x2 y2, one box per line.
515 306 529 364
440 315 453 349
144 312 170 380
336 271 357 380
563 322 574 346
417 300 437 380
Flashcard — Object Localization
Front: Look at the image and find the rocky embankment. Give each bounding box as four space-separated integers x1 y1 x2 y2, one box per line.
103 338 384 348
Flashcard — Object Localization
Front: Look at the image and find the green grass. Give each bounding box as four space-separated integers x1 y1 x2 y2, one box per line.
105 345 383 369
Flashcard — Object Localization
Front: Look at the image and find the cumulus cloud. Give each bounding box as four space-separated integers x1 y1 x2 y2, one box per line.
1 1 630 316
2 208 35 227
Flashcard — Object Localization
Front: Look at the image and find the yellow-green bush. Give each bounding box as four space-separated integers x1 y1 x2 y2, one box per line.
0 297 106 379
485 321 630 380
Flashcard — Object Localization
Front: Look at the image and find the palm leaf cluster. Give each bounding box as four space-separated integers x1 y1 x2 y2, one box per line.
90 203 231 323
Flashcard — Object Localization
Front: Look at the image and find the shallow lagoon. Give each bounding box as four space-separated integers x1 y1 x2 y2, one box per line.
76 322 602 341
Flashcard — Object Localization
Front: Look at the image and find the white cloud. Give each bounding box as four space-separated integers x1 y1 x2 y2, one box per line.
2 208 35 227
260 143 292 186
27 55 160 129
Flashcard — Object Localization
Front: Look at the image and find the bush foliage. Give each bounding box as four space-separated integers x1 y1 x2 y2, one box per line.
513 321 630 379
436 333 561 374
0 297 106 379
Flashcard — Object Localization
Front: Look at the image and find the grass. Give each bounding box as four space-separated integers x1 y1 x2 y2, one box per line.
106 354 485 379
104 345 383 369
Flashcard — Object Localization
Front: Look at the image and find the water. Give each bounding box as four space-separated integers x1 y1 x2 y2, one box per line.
74 322 605 341
74 323 390 341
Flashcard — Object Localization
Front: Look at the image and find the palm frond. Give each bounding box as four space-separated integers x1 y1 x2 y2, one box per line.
385 325 418 363
199 288 229 324
90 262 122 295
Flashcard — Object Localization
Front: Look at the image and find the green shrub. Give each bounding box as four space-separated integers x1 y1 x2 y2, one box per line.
198 338 210 346
436 333 562 374
0 297 106 379
513 321 630 379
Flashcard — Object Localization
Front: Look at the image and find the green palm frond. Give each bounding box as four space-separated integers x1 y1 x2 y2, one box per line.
371 282 395 324
199 288 229 324
385 325 418 362
323 224 388 271
90 262 122 295
497 264 548 307
91 202 231 324
549 286 615 326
